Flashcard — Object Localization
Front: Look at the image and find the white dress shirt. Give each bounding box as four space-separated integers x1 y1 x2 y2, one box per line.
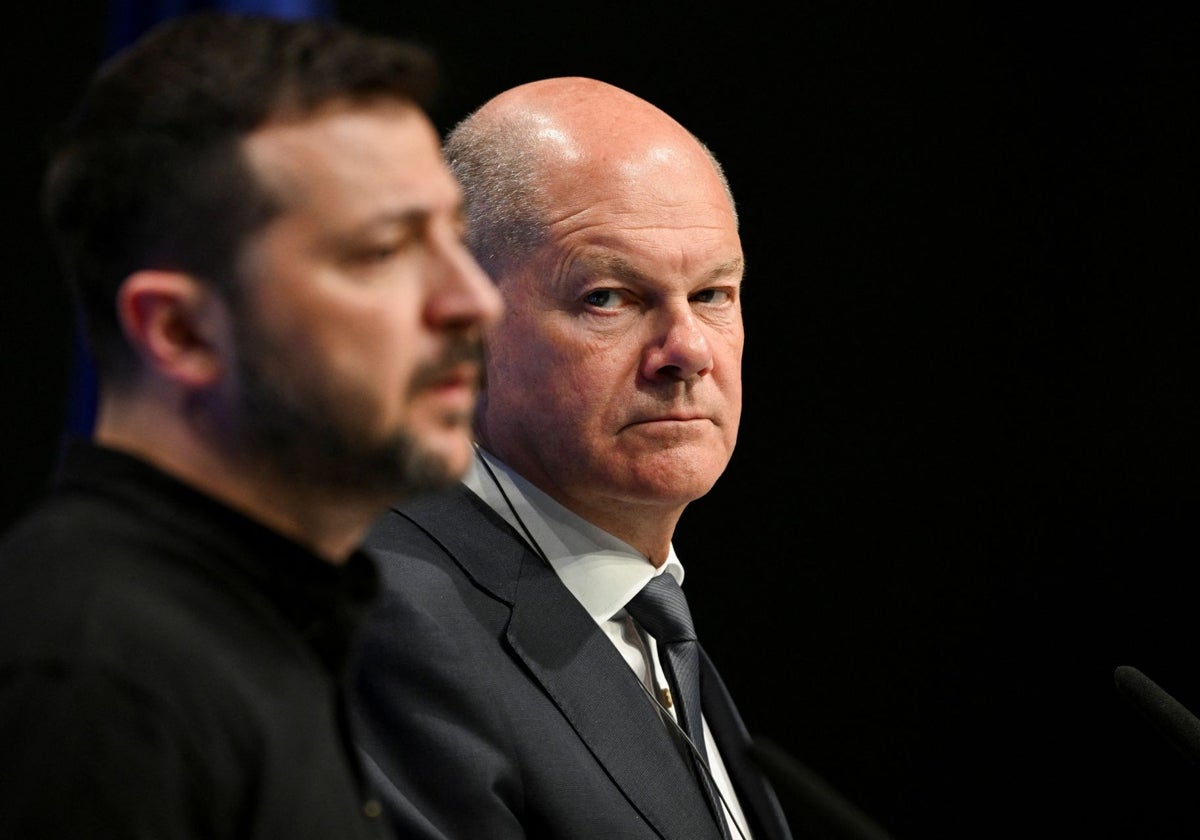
464 445 753 839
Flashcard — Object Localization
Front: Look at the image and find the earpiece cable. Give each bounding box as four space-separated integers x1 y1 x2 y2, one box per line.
474 443 747 840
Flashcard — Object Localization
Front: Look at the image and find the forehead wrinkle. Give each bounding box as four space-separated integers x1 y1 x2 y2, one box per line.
562 252 743 293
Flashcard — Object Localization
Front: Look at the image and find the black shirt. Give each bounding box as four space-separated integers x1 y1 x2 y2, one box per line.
0 441 392 839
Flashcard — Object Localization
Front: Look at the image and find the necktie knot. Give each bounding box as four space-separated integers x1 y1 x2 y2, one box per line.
625 573 697 646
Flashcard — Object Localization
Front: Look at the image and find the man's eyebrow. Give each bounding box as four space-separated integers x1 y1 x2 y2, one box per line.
377 207 432 226
706 257 745 282
568 253 643 283
568 254 745 285
346 207 432 236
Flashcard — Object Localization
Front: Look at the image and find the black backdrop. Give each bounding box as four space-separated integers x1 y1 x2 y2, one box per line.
5 3 1199 837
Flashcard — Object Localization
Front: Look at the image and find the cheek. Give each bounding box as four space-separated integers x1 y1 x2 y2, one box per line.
717 320 745 360
490 328 614 400
715 328 744 384
485 335 587 434
317 310 421 407
486 319 551 385
323 319 394 376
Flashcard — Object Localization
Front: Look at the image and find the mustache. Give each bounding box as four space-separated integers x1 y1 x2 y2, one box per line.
408 336 487 394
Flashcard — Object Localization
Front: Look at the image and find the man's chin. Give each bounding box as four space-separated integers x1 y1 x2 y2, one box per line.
377 426 471 498
414 431 476 482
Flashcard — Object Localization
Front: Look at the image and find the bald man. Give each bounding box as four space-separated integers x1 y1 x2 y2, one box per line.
351 77 792 840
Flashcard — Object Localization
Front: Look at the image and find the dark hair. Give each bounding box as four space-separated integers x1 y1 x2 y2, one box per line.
42 12 439 384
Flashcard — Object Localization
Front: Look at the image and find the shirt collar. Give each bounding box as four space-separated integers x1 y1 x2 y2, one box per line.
463 445 684 623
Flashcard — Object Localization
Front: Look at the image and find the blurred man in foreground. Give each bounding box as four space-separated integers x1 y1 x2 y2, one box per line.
0 12 500 839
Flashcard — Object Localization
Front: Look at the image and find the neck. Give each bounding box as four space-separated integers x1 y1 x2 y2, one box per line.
95 410 379 564
475 443 681 566
580 501 681 568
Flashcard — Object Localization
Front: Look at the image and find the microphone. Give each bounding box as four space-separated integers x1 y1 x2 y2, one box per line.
747 737 895 840
1113 665 1200 768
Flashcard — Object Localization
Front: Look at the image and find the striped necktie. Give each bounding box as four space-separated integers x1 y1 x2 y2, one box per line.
626 573 732 839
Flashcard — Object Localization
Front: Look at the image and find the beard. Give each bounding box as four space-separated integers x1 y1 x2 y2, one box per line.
228 319 476 502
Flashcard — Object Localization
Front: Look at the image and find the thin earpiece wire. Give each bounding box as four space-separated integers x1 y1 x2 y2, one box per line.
473 443 747 840
630 670 749 840
474 443 551 566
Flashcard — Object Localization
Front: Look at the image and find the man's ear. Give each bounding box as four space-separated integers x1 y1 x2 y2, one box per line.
115 270 232 388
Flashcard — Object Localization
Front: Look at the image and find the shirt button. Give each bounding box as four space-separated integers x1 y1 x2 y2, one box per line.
363 799 383 819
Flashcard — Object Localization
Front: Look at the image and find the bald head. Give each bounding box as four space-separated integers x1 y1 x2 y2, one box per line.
448 76 745 550
474 76 702 159
444 76 736 280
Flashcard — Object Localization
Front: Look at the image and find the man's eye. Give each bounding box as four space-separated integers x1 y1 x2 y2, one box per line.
584 289 621 309
342 245 393 266
364 236 412 259
692 289 731 304
363 242 403 261
348 231 416 265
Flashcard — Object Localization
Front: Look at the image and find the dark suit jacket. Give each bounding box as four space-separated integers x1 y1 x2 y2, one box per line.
351 484 793 840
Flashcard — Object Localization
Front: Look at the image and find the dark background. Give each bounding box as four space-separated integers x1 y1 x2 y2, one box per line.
5 3 1199 837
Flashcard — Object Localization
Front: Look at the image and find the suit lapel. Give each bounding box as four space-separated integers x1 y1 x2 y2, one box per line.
700 647 794 840
398 485 722 840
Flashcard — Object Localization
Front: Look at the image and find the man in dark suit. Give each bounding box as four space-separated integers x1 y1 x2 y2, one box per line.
351 76 792 840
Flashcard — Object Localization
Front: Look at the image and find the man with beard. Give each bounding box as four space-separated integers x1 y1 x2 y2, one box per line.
0 12 500 840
